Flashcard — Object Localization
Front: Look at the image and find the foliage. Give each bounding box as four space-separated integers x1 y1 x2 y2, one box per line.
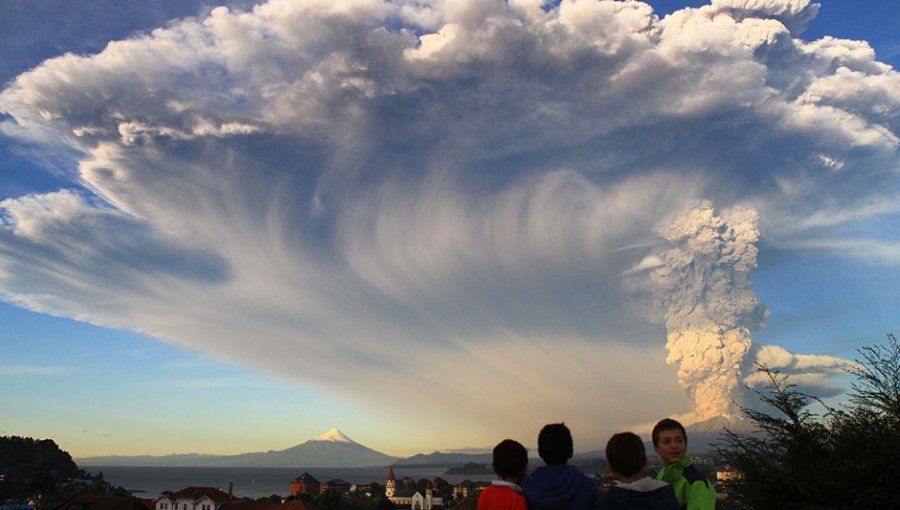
0 436 84 500
371 496 396 510
310 490 395 510
0 436 128 507
718 334 900 510
348 495 395 510
255 494 284 503
35 478 130 509
316 489 343 510
290 492 316 504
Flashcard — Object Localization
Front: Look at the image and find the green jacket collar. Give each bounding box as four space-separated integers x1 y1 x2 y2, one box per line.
662 454 693 475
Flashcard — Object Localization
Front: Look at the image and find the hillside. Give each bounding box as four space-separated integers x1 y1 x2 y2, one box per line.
0 436 86 500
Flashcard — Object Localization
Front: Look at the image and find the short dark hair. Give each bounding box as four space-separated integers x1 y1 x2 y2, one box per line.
605 432 646 477
537 423 573 465
651 418 687 447
492 439 528 478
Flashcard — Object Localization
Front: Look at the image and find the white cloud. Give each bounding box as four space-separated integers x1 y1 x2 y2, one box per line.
782 237 900 266
744 344 855 398
0 0 897 444
708 0 820 34
787 198 900 231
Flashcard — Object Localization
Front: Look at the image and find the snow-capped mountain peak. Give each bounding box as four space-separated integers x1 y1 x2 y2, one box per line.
316 428 354 443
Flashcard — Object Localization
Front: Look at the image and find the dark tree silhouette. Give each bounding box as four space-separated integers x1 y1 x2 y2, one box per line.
718 334 900 510
0 436 83 500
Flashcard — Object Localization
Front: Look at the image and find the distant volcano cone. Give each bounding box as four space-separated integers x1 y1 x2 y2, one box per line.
684 414 757 454
316 428 355 443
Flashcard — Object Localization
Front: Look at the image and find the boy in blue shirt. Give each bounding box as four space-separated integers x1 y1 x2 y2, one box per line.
522 423 599 510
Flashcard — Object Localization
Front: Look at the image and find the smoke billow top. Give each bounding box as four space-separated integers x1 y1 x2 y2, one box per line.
0 0 897 445
626 202 768 420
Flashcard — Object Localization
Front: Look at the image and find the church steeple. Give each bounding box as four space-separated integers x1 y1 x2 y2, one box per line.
385 467 396 498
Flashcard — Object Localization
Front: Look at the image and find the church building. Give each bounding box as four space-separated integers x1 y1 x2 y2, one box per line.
385 468 444 510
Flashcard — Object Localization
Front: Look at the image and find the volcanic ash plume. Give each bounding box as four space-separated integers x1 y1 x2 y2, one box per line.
627 201 768 420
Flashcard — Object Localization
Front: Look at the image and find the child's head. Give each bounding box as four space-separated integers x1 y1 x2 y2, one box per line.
492 439 528 483
651 418 687 467
605 432 647 479
537 423 573 466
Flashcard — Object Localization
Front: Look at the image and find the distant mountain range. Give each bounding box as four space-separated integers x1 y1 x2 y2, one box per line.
77 418 748 468
77 428 397 468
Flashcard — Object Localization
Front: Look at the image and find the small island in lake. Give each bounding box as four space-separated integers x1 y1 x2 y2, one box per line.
444 462 492 475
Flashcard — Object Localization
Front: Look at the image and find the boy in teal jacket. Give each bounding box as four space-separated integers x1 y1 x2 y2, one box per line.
652 419 716 510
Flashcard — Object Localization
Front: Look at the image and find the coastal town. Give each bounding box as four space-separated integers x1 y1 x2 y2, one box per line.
1 436 743 510
3 461 742 510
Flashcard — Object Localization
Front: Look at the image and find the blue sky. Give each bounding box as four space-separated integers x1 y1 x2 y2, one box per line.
1 0 898 458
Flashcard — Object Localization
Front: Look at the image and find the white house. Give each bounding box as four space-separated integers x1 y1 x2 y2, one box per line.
155 486 235 510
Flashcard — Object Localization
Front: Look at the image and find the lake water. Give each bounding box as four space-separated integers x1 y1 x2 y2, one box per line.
82 466 495 500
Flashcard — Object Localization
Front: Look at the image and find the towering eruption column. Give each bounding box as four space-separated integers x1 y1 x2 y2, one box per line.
631 201 769 420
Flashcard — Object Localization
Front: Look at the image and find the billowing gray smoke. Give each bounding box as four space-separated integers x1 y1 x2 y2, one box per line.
627 201 769 420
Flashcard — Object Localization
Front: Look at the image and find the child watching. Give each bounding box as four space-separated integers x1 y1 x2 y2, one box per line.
602 432 679 510
652 419 716 510
522 423 599 510
478 439 529 510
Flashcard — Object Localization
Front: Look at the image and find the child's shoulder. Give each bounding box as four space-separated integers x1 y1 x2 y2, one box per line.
484 483 524 495
681 464 710 485
478 484 526 510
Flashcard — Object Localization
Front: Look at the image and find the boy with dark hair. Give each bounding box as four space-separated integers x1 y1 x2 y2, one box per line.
478 439 529 510
522 423 599 510
601 432 679 510
651 419 716 510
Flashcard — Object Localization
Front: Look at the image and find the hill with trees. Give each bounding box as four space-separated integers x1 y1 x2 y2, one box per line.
0 436 124 506
0 436 83 498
